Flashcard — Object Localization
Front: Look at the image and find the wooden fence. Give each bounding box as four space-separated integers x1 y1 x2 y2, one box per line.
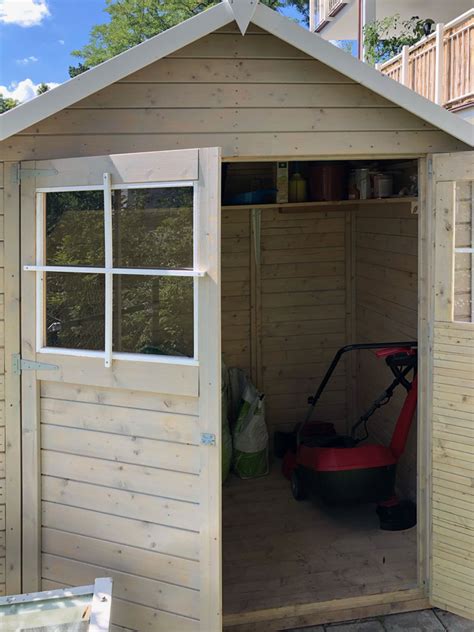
379 10 474 112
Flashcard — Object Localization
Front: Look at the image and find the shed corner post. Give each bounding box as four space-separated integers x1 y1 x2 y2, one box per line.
416 155 434 597
3 161 22 594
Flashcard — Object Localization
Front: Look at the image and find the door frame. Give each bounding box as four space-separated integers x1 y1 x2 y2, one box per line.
222 154 434 630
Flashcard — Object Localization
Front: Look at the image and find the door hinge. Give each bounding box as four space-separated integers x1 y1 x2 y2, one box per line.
11 165 58 184
12 354 59 375
200 433 216 446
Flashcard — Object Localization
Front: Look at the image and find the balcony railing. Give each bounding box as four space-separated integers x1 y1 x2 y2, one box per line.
379 10 474 112
310 0 348 32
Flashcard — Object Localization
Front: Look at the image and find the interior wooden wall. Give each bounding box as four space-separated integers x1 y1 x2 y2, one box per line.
0 164 5 595
259 208 348 434
354 201 418 499
221 178 350 436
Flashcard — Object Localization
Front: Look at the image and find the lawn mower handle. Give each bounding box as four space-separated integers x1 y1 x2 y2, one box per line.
296 341 417 446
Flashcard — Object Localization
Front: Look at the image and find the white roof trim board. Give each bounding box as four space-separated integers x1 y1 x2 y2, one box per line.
0 0 472 146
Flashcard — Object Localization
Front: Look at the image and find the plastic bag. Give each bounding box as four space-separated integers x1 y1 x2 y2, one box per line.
232 379 269 479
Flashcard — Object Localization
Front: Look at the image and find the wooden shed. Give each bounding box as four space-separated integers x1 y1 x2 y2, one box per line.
0 2 472 630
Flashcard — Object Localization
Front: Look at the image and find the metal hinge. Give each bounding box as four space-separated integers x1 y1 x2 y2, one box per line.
12 354 59 375
11 165 58 184
200 433 216 446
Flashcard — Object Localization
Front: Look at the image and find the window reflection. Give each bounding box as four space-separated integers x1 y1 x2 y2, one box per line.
113 275 193 357
45 190 104 266
46 273 105 350
112 187 193 269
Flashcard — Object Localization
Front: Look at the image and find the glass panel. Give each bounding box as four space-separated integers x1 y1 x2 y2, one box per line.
454 181 473 322
113 275 193 357
46 191 104 266
112 187 193 269
46 273 105 350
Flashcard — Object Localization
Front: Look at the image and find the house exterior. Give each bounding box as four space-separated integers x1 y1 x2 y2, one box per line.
379 10 474 122
310 0 473 58
0 2 472 631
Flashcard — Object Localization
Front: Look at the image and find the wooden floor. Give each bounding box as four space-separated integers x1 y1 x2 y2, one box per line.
222 465 417 615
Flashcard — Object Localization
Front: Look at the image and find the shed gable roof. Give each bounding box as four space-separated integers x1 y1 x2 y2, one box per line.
0 1 472 146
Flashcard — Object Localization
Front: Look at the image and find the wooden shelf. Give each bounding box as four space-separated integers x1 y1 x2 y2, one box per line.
222 197 418 212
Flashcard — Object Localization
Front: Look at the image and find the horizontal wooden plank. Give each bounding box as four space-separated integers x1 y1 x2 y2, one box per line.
41 424 200 474
42 502 199 560
34 354 199 397
72 83 394 109
2 131 463 162
42 553 199 618
42 527 199 589
42 476 197 531
121 58 352 84
40 381 199 415
30 149 199 188
41 398 198 444
42 579 199 632
42 450 198 503
22 107 434 135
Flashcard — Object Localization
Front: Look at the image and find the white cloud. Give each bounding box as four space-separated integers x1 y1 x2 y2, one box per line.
0 0 50 27
0 78 59 103
16 56 39 65
58 39 65 45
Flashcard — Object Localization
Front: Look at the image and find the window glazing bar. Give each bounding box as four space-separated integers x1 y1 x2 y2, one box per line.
24 265 206 277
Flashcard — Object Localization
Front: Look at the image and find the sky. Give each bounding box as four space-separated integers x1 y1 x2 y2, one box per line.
0 0 111 101
0 0 307 103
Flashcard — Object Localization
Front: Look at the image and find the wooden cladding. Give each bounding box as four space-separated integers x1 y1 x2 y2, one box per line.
0 26 466 162
355 201 418 499
39 382 201 631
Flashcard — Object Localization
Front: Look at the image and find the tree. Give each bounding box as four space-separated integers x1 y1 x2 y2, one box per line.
70 0 308 75
363 14 432 66
37 82 50 95
0 94 19 113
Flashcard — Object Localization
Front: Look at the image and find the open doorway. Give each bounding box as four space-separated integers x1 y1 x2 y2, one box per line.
220 159 420 619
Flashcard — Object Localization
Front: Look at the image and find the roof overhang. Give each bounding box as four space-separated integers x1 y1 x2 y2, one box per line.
1 0 472 147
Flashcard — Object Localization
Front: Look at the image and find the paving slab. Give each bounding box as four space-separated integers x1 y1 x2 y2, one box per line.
284 627 325 632
381 610 445 631
327 620 385 632
434 609 473 631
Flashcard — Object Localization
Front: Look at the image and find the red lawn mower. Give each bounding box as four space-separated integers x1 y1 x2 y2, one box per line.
276 342 418 531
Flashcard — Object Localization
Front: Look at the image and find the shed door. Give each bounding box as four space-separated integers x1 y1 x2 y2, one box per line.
430 151 473 620
20 148 222 632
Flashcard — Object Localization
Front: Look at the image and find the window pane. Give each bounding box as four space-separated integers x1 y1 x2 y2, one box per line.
112 187 193 269
46 191 104 266
46 273 105 350
454 181 473 322
113 275 193 357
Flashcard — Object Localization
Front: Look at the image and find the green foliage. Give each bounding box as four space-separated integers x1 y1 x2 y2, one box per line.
0 94 19 113
45 188 195 356
68 63 91 78
70 0 308 73
363 14 431 66
36 82 50 95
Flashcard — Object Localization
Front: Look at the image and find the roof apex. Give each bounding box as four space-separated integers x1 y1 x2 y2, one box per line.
224 0 259 34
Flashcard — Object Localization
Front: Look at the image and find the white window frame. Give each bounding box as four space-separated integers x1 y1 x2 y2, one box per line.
25 175 204 367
